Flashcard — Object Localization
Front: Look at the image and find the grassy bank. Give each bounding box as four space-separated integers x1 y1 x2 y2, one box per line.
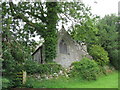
26 71 118 88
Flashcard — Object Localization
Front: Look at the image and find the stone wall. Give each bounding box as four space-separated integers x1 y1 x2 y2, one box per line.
33 27 91 68
53 28 91 68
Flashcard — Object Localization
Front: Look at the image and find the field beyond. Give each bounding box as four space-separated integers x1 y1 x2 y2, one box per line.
26 71 118 88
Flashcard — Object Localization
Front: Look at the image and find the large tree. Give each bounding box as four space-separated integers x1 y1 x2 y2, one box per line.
96 14 119 69
2 2 59 88
2 1 93 62
2 2 59 63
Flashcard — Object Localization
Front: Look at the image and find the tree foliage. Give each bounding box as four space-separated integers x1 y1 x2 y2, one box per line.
2 1 94 63
96 14 119 69
2 2 59 63
71 12 119 69
71 17 99 44
2 2 59 88
64 2 100 45
88 45 109 66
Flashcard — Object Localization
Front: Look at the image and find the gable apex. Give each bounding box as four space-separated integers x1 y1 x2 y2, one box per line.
58 25 69 36
60 25 66 32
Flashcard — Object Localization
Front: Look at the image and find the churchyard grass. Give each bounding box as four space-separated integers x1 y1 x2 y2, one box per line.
26 71 118 88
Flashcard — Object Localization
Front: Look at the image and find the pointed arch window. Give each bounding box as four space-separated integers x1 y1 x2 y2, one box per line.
59 39 67 54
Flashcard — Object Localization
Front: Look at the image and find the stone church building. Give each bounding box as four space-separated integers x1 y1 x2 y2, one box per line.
32 26 91 68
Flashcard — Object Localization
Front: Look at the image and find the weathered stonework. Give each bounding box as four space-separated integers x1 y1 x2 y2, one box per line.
32 27 91 68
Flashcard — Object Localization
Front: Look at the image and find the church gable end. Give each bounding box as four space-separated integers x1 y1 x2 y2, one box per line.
32 26 91 68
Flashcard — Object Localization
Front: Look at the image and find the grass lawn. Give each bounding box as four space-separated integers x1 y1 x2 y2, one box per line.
26 71 118 88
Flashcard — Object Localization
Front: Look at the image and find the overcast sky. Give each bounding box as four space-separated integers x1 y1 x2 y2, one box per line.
13 0 120 17
82 0 120 18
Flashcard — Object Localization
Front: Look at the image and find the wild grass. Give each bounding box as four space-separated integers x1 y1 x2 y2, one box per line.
26 71 118 88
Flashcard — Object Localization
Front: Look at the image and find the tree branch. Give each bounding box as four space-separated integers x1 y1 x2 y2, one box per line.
9 2 45 35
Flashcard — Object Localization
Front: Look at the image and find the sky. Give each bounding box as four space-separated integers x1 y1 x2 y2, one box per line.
12 0 120 18
13 0 120 17
82 0 120 18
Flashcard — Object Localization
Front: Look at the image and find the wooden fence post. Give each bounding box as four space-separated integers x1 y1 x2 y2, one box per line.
16 71 27 84
22 71 27 84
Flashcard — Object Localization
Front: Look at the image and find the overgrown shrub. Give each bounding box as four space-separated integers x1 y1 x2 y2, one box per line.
88 45 109 66
23 60 39 74
1 77 10 89
23 60 63 75
70 57 100 80
37 63 63 75
2 50 22 88
109 49 119 70
22 79 34 88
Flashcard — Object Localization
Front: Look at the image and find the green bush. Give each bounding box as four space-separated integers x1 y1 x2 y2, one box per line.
2 50 22 88
22 80 34 88
88 45 109 66
37 63 63 75
2 46 33 88
70 57 100 80
1 77 10 89
23 60 63 75
109 49 119 70
23 60 39 74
